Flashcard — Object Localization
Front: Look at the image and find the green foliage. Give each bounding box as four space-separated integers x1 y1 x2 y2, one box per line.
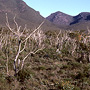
0 73 6 83
16 68 34 82
69 32 78 39
37 66 47 70
6 76 14 84
37 47 60 60
73 86 80 90
79 42 88 51
57 81 74 90
45 30 57 38
67 61 82 69
61 64 72 69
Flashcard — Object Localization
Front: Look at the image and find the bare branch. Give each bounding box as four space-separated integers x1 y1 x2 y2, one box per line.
6 13 17 35
22 21 44 43
20 40 27 53
21 47 44 70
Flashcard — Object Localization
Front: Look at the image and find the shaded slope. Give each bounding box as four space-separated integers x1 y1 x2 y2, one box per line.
47 11 90 30
70 12 90 25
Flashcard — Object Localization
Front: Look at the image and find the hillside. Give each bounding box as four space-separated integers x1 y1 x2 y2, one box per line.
70 12 90 25
0 0 90 30
0 1 90 89
0 0 59 30
0 28 90 90
46 11 73 26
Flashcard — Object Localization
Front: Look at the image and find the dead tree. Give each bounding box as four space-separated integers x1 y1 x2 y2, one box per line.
6 13 45 75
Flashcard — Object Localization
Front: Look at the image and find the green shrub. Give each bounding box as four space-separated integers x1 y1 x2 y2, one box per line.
38 66 46 70
6 76 14 84
73 86 80 90
57 81 74 90
61 64 72 69
37 48 60 60
75 72 85 79
67 61 82 69
16 68 34 82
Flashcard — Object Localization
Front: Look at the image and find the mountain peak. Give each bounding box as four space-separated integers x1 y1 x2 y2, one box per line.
77 12 90 18
70 12 90 25
47 11 90 30
54 11 64 14
79 12 90 15
46 11 73 26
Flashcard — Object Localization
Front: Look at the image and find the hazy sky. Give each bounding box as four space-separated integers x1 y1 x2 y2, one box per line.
23 0 90 17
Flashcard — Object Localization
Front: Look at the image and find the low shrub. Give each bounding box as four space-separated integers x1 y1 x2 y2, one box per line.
16 68 34 82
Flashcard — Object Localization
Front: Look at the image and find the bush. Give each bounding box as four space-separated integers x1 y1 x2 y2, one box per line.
16 68 34 82
73 86 80 90
6 76 14 84
57 81 74 90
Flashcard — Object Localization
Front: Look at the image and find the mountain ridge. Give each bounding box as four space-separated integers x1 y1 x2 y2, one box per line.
0 0 90 30
0 0 60 31
46 11 90 30
46 11 73 26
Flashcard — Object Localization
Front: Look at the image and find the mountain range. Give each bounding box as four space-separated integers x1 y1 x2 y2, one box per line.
46 11 90 30
0 0 90 30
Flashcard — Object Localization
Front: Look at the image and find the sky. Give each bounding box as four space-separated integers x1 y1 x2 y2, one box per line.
23 0 90 17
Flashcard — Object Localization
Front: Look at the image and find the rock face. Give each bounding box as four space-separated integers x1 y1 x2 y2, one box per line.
46 11 90 29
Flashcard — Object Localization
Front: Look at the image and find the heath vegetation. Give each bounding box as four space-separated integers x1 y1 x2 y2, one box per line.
0 15 90 90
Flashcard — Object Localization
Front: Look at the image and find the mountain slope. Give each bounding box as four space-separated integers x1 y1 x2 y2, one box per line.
0 0 59 30
47 11 90 30
46 11 73 26
70 12 90 25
